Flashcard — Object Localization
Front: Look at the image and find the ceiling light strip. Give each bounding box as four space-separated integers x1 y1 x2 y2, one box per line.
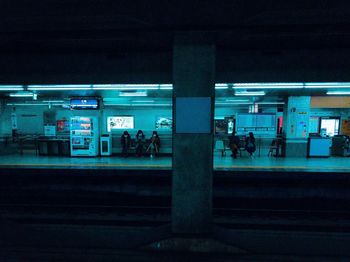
326 91 350 95
0 85 24 91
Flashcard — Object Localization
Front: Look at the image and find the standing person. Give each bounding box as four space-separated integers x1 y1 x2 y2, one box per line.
229 131 240 159
245 132 256 157
135 130 146 157
120 131 131 157
147 131 161 158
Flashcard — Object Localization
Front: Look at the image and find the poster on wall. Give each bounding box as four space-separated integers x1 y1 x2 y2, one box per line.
215 119 226 134
107 116 134 132
225 117 234 134
155 117 172 130
44 125 56 137
296 111 309 138
309 116 320 134
341 119 350 136
56 119 70 133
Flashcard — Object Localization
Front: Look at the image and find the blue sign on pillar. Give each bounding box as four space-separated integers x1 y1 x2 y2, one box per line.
175 97 212 134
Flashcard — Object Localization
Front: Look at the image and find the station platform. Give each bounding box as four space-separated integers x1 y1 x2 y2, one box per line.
0 152 349 173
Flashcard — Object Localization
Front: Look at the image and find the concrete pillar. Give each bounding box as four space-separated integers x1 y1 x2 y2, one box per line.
172 34 215 234
283 96 311 157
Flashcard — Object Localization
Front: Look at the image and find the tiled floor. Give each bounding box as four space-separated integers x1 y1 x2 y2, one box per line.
0 151 349 172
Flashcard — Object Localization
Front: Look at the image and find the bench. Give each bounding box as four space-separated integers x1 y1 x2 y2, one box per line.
111 130 172 155
18 135 39 155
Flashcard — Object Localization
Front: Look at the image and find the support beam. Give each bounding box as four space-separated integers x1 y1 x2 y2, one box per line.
172 34 215 234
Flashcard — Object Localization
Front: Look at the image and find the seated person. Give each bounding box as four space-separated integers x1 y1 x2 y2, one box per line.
135 130 146 157
120 131 131 157
146 131 161 157
229 131 240 159
245 132 256 157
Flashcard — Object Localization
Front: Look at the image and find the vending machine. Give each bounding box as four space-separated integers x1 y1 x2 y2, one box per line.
70 117 99 156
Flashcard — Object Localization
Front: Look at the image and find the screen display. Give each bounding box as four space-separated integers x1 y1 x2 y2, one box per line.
70 98 99 110
236 114 276 128
107 116 134 132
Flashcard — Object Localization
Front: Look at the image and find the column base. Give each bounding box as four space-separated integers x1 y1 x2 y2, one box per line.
283 139 308 157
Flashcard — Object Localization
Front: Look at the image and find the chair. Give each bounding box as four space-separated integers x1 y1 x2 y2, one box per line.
268 139 280 157
215 140 226 156
238 136 246 157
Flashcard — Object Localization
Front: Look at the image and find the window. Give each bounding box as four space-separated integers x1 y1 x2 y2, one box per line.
320 118 340 137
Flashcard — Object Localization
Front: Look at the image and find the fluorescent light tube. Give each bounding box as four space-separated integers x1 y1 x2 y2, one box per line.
233 83 303 89
216 102 253 105
132 100 155 103
28 84 91 90
6 103 48 106
103 103 132 106
235 91 265 96
215 83 229 89
305 82 350 88
119 92 147 97
255 102 285 105
159 84 173 90
225 99 250 102
9 93 33 97
132 103 171 106
326 91 350 95
0 85 24 91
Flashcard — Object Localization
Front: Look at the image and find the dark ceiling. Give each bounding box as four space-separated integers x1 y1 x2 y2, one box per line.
2 0 350 54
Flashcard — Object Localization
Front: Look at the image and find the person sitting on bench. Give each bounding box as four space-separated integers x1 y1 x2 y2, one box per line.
147 131 161 158
245 132 256 157
135 130 146 157
120 131 131 157
229 131 240 159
